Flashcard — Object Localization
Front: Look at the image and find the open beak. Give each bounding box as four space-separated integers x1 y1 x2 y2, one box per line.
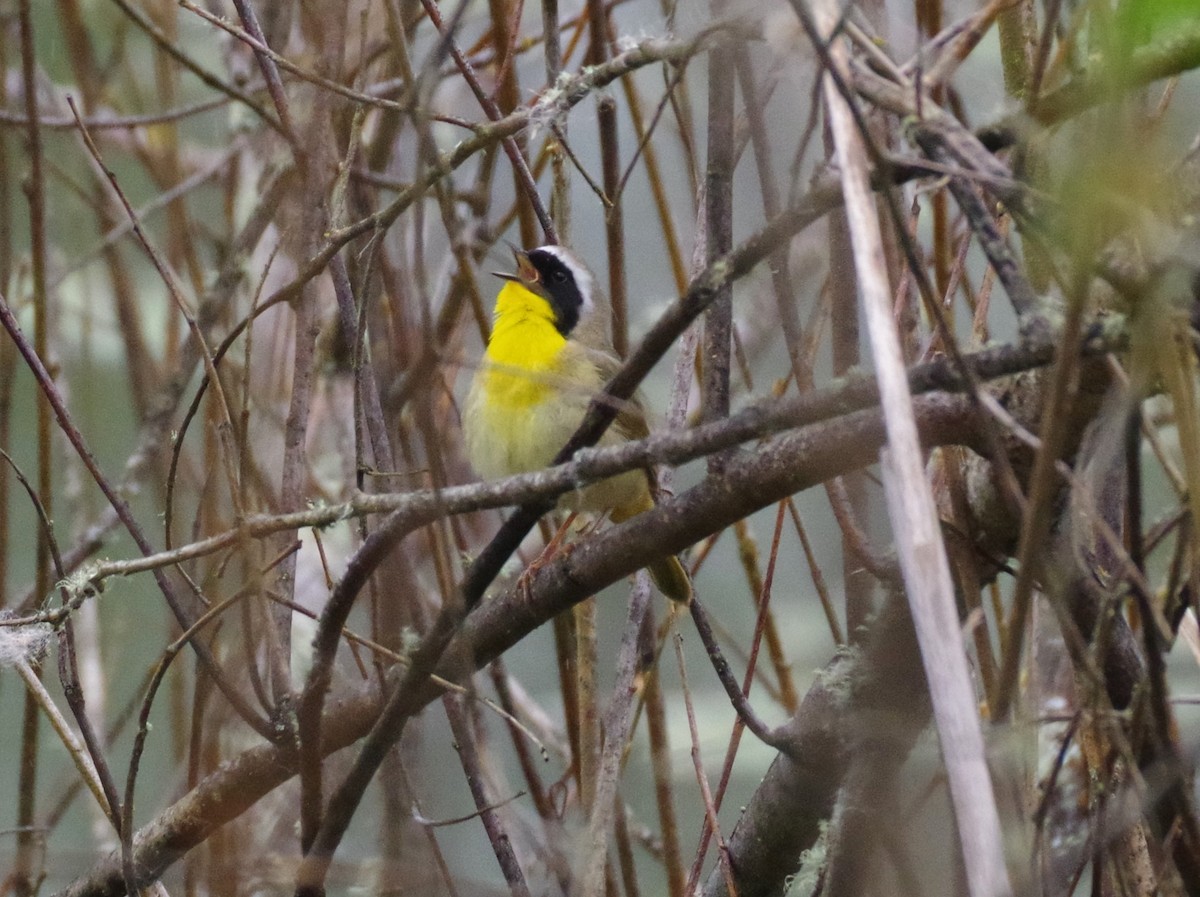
491 243 539 284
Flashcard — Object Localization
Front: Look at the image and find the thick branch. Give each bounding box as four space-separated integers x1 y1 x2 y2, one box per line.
1 314 1121 628
702 587 930 897
59 394 980 897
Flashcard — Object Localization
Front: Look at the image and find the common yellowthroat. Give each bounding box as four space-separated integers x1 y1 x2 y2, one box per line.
464 245 692 604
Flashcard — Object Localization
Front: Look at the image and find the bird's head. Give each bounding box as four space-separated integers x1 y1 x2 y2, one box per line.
495 244 600 338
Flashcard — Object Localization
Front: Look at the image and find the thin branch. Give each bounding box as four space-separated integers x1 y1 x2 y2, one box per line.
0 292 275 740
578 575 653 897
62 390 983 897
0 313 1122 626
105 0 282 133
442 694 534 897
795 2 1013 895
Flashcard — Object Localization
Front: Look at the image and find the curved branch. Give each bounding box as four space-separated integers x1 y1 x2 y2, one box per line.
260 26 737 312
58 393 980 897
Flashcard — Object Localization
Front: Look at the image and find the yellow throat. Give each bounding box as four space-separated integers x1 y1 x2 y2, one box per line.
481 280 568 409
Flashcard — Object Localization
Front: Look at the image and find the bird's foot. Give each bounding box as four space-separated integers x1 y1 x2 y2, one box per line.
518 512 578 599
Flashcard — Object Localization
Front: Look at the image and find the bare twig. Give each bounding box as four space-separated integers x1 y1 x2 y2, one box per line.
794 2 1013 894
0 292 275 740
578 575 653 897
62 390 984 897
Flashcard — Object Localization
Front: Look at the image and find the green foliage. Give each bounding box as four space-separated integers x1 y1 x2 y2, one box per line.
1117 0 1200 49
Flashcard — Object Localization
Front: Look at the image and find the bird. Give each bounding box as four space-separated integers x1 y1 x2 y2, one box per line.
463 244 692 604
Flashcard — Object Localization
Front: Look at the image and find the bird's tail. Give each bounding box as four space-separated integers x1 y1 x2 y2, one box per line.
612 485 693 604
649 554 693 605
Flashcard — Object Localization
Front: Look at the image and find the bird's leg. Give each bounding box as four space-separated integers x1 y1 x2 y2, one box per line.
518 512 579 599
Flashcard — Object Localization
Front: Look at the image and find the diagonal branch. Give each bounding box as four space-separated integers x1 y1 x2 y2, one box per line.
60 392 981 897
793 2 1013 895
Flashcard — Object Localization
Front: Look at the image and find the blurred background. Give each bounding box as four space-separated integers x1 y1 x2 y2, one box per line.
2 1 1200 896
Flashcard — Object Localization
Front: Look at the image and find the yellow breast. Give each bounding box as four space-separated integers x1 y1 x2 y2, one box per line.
463 279 650 517
480 282 568 410
465 281 586 479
